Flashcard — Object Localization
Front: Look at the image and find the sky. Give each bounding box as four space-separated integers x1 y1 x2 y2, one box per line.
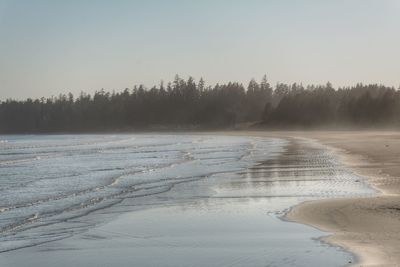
0 0 400 99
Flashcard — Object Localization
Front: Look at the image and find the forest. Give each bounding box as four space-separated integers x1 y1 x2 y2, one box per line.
0 75 399 133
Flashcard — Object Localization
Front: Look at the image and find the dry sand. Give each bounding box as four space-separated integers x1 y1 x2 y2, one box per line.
228 131 400 267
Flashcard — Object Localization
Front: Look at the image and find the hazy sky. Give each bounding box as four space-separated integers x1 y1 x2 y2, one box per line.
1 0 399 99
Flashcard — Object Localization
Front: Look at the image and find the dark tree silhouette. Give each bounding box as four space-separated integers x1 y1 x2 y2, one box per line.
265 83 400 127
0 76 399 133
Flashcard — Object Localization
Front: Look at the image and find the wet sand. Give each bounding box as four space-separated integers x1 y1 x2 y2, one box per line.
235 131 400 267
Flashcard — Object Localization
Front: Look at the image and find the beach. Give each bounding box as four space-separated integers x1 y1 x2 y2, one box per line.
240 131 400 267
0 133 376 267
0 132 396 266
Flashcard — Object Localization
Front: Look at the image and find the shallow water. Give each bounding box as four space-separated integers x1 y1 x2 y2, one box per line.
0 134 375 266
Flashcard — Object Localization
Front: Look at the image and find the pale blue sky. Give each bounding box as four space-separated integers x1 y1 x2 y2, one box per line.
1 0 399 99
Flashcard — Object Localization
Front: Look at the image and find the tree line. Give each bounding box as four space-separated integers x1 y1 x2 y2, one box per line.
0 75 399 133
263 82 400 127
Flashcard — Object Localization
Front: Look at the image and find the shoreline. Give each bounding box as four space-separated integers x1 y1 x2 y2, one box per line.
249 131 400 267
289 133 400 267
1 131 397 266
224 130 400 266
0 133 359 267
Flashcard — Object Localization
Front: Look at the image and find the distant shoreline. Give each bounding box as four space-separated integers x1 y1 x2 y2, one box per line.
2 126 400 135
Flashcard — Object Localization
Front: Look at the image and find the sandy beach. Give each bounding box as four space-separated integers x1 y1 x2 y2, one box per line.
0 133 370 267
240 131 400 267
0 132 398 266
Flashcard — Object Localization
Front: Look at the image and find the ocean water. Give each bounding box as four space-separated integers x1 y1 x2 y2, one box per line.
0 134 375 266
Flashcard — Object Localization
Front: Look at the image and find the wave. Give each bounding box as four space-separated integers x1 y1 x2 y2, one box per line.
0 134 286 253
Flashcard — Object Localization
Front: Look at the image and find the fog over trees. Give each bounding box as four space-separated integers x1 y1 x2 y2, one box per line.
1 75 399 133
